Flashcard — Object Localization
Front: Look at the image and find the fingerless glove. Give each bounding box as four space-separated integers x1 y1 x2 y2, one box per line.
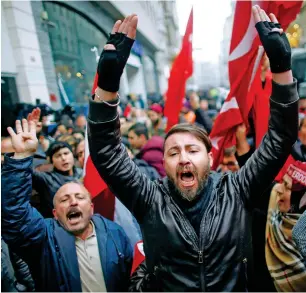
97 33 134 92
255 21 291 73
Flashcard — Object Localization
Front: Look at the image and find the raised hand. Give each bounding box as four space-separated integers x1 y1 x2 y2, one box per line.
7 119 38 159
252 5 291 74
235 123 250 156
236 123 247 143
97 14 138 93
27 107 42 134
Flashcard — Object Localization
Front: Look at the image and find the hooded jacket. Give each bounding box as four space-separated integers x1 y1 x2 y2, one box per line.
136 136 165 177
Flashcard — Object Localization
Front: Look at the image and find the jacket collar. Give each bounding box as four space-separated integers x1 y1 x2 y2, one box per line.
159 176 171 196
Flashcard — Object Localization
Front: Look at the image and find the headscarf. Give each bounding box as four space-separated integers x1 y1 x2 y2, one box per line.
265 161 306 291
285 161 306 213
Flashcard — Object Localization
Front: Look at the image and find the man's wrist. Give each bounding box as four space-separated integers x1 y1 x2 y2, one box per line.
236 140 250 155
13 152 34 160
94 87 118 102
272 70 293 85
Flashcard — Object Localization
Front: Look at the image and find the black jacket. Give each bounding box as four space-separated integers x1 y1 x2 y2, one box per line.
129 260 156 292
194 108 213 134
88 80 298 291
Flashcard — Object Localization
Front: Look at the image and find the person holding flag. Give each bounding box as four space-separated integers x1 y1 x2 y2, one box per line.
209 0 303 170
88 7 299 291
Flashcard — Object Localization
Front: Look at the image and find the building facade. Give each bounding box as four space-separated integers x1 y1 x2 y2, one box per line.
219 2 235 89
1 0 180 110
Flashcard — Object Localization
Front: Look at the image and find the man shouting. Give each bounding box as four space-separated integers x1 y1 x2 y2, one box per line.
88 6 299 291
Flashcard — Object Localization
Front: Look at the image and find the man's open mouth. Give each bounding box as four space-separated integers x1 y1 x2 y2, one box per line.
179 171 195 187
67 211 82 224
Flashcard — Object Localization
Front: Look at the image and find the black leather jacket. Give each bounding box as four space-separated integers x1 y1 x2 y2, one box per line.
88 80 298 291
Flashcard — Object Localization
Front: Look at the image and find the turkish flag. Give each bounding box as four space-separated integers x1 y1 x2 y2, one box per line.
164 8 193 131
210 0 302 170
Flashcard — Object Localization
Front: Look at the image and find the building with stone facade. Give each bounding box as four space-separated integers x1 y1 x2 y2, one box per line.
1 0 180 111
218 2 235 89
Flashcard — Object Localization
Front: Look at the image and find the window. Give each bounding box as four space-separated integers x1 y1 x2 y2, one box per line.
44 2 107 104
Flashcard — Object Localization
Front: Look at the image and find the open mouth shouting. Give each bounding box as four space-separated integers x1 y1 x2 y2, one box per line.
178 170 196 188
67 209 82 225
62 162 70 169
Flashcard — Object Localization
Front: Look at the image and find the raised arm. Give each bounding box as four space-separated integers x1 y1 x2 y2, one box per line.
235 124 253 168
234 6 299 203
88 15 157 222
1 118 46 251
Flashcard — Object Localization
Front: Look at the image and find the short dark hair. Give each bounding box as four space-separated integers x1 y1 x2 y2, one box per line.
164 123 212 152
128 123 149 140
47 141 73 163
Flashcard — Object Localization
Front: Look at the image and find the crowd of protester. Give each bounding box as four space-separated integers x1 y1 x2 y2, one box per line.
1 6 306 292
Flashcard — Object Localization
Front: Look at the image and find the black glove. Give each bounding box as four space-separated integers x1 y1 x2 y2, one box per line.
97 33 134 92
255 21 291 73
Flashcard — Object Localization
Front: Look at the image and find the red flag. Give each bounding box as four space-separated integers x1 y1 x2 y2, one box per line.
123 103 132 119
131 240 145 274
210 0 302 170
164 8 193 131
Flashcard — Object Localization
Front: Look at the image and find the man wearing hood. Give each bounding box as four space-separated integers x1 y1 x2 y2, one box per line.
128 122 165 177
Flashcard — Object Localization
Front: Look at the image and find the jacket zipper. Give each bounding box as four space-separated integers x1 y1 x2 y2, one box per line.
198 208 207 292
167 196 206 291
198 250 203 263
198 188 218 292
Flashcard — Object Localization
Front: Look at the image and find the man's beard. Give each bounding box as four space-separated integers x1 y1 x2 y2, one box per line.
168 162 211 202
